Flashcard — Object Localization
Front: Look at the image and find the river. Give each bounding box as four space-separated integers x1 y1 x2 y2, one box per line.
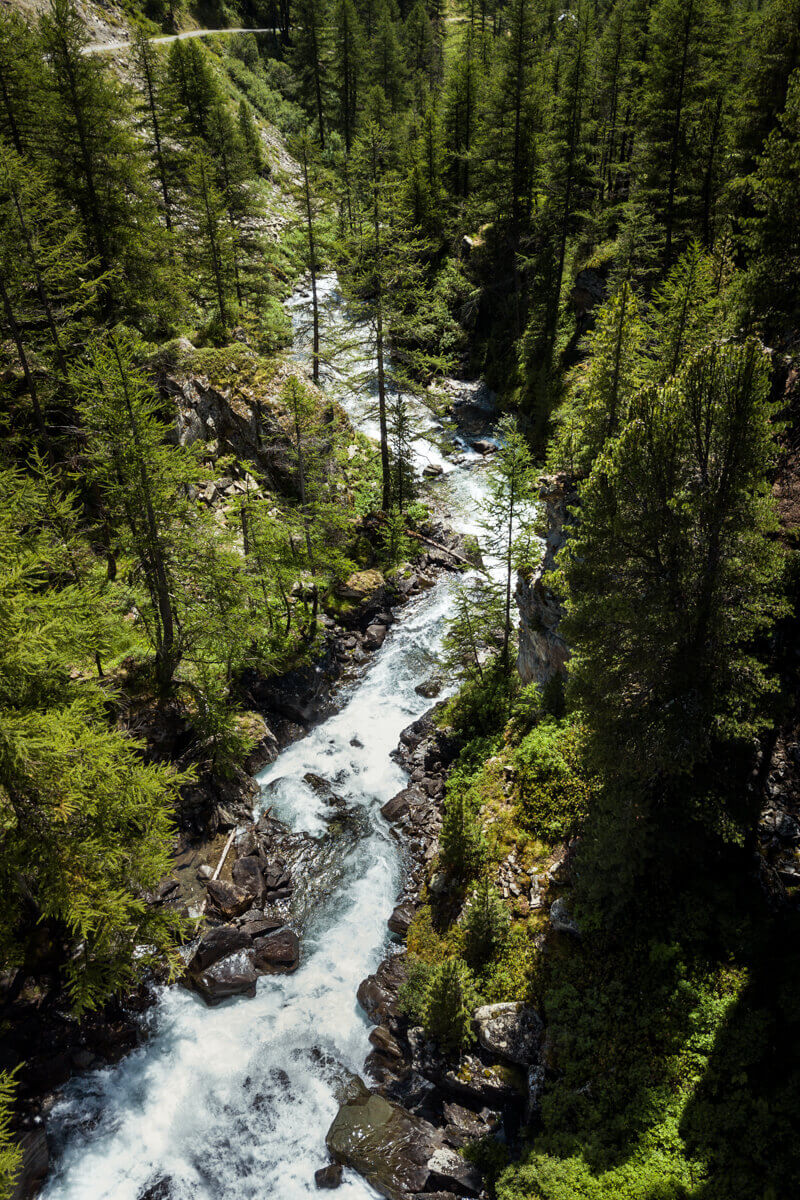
40 276 498 1200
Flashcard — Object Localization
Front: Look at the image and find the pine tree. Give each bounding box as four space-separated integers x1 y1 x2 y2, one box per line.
559 338 785 785
332 0 366 151
0 464 187 1012
0 10 46 156
742 68 800 339
370 0 408 111
440 779 487 878
634 0 724 269
133 28 176 237
442 577 506 682
185 145 237 337
165 37 219 143
0 145 100 436
549 278 647 473
39 1 157 307
479 415 536 666
647 240 728 383
291 0 332 148
422 957 478 1057
237 98 265 175
443 27 481 201
74 332 194 691
461 875 510 967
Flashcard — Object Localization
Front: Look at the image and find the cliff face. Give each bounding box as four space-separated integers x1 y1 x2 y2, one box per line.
515 474 578 686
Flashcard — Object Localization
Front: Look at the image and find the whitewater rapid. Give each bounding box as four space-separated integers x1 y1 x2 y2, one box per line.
41 276 498 1200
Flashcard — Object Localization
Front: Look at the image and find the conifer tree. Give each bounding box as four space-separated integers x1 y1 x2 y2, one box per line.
422 958 478 1057
332 0 365 151
549 278 647 473
461 875 510 966
370 0 409 111
74 332 194 691
40 0 174 325
647 241 728 383
0 11 46 156
742 68 800 339
0 146 99 435
237 98 265 175
185 146 237 337
291 0 332 148
634 0 723 269
133 28 176 236
0 465 187 1012
559 339 784 784
479 415 536 666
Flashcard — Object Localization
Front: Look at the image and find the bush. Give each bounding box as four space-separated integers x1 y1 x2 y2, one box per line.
461 875 511 967
513 720 593 842
440 783 487 880
422 957 479 1058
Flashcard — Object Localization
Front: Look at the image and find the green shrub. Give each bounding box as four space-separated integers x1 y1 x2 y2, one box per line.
422 957 479 1058
513 719 593 842
461 875 511 967
440 783 487 880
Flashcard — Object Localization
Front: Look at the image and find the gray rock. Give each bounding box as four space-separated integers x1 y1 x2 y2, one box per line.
415 678 444 699
188 925 251 974
189 950 258 1005
252 928 300 973
231 856 267 905
388 901 415 937
426 1146 483 1197
314 1163 343 1189
9 1128 49 1200
205 878 252 919
549 897 580 936
326 1090 442 1200
357 954 408 1024
472 1002 543 1066
365 624 388 650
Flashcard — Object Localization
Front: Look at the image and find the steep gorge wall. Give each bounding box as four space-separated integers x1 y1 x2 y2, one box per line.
515 474 578 687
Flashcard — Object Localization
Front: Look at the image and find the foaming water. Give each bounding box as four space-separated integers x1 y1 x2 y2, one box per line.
41 280 496 1200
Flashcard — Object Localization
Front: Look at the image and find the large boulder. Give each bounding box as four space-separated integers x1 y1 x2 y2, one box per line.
425 1147 483 1197
231 856 267 905
187 925 251 974
189 950 259 1005
357 954 408 1024
549 897 580 936
205 878 252 919
408 1030 526 1106
472 1003 543 1067
252 928 300 973
326 1090 442 1200
330 570 386 626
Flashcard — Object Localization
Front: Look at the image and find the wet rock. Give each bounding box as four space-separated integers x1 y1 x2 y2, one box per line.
188 925 251 973
369 1026 404 1061
326 1089 442 1200
190 950 258 1005
231 856 267 905
549 897 580 936
471 439 496 455
364 624 388 650
9 1128 49 1200
315 1162 343 1189
137 1179 173 1200
422 463 444 477
357 954 408 1024
381 786 423 823
415 678 444 699
252 928 300 973
472 1003 543 1067
426 1146 483 1197
238 912 284 937
388 902 415 938
205 878 252 919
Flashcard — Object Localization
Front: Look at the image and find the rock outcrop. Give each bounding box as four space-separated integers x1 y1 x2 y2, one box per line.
515 473 578 686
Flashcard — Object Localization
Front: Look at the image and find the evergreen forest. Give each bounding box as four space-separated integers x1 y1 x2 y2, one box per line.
0 0 799 1195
